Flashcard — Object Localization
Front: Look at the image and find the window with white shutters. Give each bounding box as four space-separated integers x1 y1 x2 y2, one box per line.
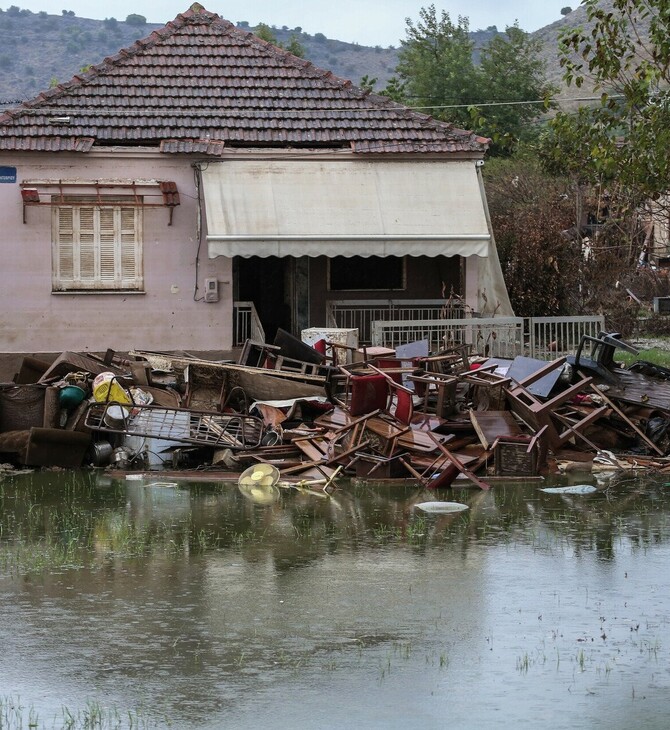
52 197 143 291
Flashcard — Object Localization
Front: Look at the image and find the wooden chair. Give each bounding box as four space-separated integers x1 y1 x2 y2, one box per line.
331 366 389 416
408 371 459 418
505 358 607 452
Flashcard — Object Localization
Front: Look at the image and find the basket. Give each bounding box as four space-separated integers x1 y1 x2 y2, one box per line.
0 385 46 432
494 438 539 476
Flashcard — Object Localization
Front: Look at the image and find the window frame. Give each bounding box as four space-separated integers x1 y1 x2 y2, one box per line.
327 255 406 292
51 195 144 293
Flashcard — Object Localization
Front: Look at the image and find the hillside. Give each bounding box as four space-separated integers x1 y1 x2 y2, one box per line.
0 7 402 106
531 0 653 107
0 3 629 110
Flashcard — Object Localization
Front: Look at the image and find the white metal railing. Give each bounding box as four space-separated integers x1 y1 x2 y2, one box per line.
371 315 606 360
372 317 524 358
528 315 605 360
233 301 265 346
326 299 464 344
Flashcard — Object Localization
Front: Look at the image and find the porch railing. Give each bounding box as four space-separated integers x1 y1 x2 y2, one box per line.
370 315 606 360
528 315 606 360
233 301 265 347
326 299 461 345
371 317 525 359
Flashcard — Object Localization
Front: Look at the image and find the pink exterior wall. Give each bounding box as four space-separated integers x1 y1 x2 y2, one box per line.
0 150 233 355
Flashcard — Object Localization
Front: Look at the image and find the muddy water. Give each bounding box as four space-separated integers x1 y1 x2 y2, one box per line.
1 469 670 729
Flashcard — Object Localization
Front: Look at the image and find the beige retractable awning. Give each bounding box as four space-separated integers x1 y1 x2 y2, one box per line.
203 159 491 258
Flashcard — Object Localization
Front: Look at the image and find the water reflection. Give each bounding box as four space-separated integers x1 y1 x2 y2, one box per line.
1 469 670 728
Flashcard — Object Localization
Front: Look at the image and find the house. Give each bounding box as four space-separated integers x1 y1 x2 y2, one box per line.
0 3 512 375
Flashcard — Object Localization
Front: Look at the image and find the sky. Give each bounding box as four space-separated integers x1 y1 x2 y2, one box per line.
4 1 577 46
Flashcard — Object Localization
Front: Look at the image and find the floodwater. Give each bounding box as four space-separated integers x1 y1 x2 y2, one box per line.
2 469 670 729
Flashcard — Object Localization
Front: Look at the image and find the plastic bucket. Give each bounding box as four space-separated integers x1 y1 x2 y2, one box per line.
93 372 131 404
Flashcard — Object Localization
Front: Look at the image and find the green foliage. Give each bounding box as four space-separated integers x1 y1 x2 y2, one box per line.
284 34 306 58
125 14 146 25
474 24 557 153
544 0 670 200
379 76 407 103
6 5 20 16
253 24 305 57
391 6 554 151
561 6 572 15
313 32 327 43
103 17 118 30
254 22 276 44
395 4 476 127
359 75 377 92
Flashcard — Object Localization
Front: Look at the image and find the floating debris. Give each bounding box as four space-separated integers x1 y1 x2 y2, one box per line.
414 501 469 513
540 485 598 495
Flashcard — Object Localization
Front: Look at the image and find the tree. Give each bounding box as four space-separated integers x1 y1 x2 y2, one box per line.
391 7 554 151
125 14 147 25
253 24 305 58
359 75 377 93
474 25 557 153
254 22 276 44
542 0 670 199
560 6 572 15
284 35 305 58
394 4 476 127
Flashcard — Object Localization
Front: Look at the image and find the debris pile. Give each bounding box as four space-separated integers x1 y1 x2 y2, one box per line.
2 331 670 486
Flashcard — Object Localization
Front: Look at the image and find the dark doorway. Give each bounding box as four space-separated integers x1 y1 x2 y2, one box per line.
235 256 292 343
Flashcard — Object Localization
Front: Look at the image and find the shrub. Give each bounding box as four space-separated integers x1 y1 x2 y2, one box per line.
125 14 146 25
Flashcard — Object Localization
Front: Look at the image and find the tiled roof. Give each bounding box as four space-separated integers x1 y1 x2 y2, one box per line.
0 3 488 155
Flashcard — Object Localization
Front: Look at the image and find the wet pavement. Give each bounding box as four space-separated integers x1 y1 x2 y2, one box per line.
1 469 670 729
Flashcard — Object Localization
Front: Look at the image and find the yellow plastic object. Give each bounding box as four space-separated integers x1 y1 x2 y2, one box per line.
238 463 281 505
92 372 132 404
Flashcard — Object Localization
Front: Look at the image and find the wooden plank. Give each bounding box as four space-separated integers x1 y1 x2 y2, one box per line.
589 384 664 456
469 410 522 449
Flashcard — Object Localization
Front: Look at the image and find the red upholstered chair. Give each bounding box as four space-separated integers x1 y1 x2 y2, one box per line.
334 368 390 417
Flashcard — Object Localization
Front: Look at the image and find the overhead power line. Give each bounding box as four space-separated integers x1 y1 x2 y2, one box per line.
0 95 620 115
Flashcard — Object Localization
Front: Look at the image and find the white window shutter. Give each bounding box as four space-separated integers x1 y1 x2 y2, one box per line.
98 207 116 283
55 207 75 287
52 198 143 291
78 206 96 282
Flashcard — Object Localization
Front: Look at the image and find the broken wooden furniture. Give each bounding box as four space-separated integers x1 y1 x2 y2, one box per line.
491 426 548 477
505 357 607 452
238 340 282 368
400 433 491 490
331 366 390 416
469 410 522 450
357 365 414 456
416 345 472 375
463 367 511 411
408 371 459 418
